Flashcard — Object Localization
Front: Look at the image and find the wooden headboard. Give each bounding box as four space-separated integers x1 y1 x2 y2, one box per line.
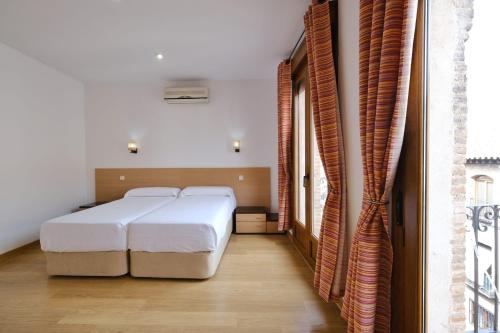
95 167 271 209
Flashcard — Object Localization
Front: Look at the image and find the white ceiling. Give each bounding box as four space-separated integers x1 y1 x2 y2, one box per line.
0 0 309 83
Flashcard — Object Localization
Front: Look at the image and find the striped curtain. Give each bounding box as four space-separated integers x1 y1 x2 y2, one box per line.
304 2 347 302
277 61 293 231
341 0 418 332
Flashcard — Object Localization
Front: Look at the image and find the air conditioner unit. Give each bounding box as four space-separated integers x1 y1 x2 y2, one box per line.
164 87 209 104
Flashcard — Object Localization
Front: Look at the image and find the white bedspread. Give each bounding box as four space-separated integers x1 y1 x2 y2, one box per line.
128 195 236 253
40 197 176 252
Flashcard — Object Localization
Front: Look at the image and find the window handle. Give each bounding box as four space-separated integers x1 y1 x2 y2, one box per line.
303 174 310 188
396 191 404 226
395 190 405 247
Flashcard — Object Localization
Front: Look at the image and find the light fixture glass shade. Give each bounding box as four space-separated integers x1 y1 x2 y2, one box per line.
233 140 240 152
128 142 138 153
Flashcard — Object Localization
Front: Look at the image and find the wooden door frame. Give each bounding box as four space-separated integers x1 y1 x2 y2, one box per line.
391 0 427 331
290 40 317 266
288 0 338 270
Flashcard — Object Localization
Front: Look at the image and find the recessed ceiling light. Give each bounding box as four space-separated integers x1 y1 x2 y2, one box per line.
156 53 164 60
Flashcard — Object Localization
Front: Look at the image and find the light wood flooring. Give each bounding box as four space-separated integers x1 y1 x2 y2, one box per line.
0 234 346 333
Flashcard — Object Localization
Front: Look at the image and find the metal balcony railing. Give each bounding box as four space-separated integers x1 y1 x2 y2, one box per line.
467 204 500 333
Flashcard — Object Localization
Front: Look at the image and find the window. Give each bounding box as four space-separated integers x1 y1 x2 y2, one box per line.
472 175 493 206
468 300 494 329
483 272 492 294
479 305 494 329
312 124 327 238
294 81 307 225
289 40 321 264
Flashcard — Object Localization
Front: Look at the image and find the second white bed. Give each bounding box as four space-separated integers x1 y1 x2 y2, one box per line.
129 195 235 253
128 187 236 278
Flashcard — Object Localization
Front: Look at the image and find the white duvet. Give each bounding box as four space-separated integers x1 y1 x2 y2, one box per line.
128 195 236 253
40 196 176 252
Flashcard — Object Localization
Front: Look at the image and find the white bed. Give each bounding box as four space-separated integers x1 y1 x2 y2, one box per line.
128 186 236 279
40 187 180 276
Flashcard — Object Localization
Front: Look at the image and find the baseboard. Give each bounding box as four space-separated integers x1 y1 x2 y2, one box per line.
286 230 314 272
286 230 344 313
0 240 40 263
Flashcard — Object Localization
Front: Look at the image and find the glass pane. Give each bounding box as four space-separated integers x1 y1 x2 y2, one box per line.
312 125 327 238
473 178 493 205
294 82 306 225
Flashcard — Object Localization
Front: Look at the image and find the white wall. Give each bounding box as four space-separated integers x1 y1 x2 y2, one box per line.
0 42 87 254
427 0 460 330
338 0 362 246
85 80 278 211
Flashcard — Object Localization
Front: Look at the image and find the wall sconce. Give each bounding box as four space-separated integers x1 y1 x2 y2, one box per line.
128 141 138 154
233 140 240 153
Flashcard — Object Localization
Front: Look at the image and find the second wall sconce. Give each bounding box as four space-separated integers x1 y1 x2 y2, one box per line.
128 141 138 154
233 140 240 153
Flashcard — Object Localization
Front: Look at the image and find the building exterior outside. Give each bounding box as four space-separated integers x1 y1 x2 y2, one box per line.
465 158 500 331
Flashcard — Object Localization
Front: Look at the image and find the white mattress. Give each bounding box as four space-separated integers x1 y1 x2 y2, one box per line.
128 195 236 253
40 197 176 252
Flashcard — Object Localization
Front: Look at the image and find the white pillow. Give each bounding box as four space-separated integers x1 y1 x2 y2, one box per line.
124 187 180 198
180 186 234 198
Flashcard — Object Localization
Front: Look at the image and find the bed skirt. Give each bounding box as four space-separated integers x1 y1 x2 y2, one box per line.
45 251 128 276
130 220 232 279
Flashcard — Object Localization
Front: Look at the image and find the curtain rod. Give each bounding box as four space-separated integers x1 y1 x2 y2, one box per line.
287 29 305 63
286 0 332 63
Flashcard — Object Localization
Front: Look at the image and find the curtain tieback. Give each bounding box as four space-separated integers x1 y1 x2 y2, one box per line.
327 184 338 195
363 198 389 206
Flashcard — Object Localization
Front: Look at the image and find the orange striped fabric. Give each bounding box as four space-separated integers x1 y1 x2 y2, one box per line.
341 0 417 332
304 2 347 302
277 61 293 231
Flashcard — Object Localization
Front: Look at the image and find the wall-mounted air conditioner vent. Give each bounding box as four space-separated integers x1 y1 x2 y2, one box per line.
164 87 209 104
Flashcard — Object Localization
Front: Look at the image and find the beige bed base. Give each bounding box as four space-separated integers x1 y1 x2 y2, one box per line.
130 218 233 279
45 251 128 277
45 218 232 278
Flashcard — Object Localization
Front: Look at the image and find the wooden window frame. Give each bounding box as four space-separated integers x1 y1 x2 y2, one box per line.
391 0 426 332
288 0 339 269
290 41 318 266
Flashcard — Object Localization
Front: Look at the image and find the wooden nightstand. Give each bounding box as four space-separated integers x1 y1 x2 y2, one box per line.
235 206 267 233
72 201 107 213
266 212 283 234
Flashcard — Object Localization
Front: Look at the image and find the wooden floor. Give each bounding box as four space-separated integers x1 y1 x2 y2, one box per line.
0 235 346 333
